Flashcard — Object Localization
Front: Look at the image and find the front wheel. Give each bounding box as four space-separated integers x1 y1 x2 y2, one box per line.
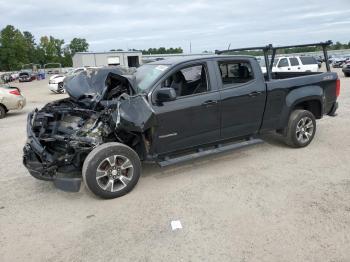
82 142 141 199
284 110 316 148
57 82 65 93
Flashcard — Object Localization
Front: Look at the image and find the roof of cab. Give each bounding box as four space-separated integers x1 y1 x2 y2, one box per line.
147 55 257 66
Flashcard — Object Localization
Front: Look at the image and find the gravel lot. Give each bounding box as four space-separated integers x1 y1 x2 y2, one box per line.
0 68 349 262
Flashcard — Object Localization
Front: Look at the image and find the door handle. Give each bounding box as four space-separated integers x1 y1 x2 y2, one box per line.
298 67 300 69
248 91 262 97
202 100 218 106
288 68 291 70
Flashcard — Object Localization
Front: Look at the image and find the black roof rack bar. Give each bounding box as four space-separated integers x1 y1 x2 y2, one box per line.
215 41 333 80
271 40 332 50
215 44 272 55
215 41 333 54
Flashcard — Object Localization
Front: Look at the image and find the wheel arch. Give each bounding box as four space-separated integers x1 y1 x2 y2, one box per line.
0 103 8 112
280 85 323 128
116 129 153 161
292 99 322 119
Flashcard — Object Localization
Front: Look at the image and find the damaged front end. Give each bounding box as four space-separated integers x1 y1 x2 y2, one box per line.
23 67 155 192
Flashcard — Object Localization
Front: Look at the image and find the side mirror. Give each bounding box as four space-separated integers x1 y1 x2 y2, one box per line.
156 88 176 102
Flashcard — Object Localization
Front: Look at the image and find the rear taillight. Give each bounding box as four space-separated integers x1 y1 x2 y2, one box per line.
9 89 21 96
336 79 340 97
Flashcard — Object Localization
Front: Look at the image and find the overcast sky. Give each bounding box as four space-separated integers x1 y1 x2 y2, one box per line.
1 0 350 53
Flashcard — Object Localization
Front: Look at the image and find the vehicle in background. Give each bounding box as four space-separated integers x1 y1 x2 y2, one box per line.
48 67 86 93
332 57 350 68
261 56 319 73
342 62 350 77
0 73 14 83
332 60 344 68
316 57 322 68
0 82 26 118
11 72 19 81
61 67 74 74
18 71 35 82
36 69 46 80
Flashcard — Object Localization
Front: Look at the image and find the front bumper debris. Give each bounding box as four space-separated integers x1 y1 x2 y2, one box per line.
23 111 82 192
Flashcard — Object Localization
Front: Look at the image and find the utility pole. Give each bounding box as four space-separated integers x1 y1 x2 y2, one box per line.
190 41 192 54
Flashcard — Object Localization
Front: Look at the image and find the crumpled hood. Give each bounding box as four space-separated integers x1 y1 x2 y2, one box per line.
64 67 135 104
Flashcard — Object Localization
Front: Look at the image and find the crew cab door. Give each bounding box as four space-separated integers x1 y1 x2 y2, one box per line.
276 58 291 72
215 58 266 139
150 61 220 155
289 57 301 71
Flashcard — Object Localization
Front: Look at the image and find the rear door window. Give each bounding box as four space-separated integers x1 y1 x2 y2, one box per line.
289 58 299 66
300 57 317 65
218 61 254 86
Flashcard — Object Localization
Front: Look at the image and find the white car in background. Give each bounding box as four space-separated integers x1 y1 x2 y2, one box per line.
48 67 86 93
0 83 26 118
261 56 319 73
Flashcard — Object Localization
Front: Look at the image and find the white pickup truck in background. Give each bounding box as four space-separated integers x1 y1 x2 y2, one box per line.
261 56 319 73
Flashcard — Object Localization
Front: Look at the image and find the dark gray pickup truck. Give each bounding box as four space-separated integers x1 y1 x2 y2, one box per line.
23 41 340 199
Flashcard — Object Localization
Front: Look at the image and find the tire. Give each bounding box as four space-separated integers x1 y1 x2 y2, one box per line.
57 82 65 93
0 105 6 119
344 73 350 77
82 142 141 199
284 110 316 148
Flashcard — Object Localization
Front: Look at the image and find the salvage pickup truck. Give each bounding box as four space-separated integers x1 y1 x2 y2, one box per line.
23 41 340 199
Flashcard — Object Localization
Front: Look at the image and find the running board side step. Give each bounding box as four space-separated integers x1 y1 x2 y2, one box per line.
157 138 264 167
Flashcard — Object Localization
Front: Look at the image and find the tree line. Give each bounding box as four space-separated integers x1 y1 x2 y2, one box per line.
111 47 184 55
0 25 89 71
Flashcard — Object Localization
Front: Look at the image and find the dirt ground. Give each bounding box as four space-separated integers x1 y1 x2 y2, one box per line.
0 68 349 262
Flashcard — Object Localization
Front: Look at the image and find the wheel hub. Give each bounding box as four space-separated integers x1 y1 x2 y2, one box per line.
296 116 314 144
95 154 134 192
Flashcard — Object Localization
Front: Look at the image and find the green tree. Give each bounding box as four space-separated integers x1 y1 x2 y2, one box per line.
69 38 89 55
61 45 72 67
141 47 183 55
23 31 37 63
0 25 29 70
334 41 342 50
39 36 65 63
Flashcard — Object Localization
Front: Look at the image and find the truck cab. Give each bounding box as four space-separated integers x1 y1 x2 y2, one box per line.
139 56 266 155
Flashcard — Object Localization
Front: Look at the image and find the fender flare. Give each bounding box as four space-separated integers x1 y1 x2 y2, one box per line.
281 85 323 127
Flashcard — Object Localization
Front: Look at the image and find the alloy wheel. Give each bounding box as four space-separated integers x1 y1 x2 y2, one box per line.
95 155 134 192
296 116 314 144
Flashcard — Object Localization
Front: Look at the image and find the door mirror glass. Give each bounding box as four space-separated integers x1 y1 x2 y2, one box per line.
156 88 177 102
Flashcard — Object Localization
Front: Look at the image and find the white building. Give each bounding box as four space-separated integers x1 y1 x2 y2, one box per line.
72 51 142 68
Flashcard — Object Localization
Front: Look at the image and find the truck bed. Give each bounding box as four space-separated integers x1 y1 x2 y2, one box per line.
261 71 338 132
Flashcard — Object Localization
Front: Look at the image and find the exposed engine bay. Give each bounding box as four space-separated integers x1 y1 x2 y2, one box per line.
23 67 155 181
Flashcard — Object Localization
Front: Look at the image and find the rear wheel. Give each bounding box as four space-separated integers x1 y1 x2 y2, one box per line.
82 142 141 199
284 110 316 148
344 73 350 77
0 105 6 119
